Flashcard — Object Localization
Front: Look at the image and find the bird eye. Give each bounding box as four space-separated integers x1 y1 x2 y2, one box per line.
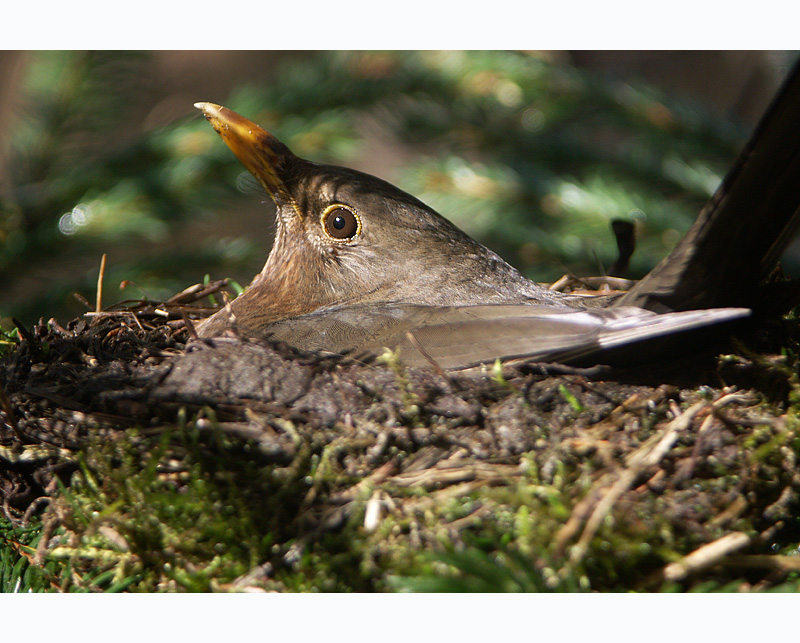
321 205 360 241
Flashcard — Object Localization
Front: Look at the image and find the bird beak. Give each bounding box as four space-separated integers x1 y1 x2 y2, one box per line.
194 102 295 207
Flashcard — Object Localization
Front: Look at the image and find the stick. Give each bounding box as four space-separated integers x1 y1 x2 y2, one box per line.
662 532 751 582
96 253 107 313
0 385 24 442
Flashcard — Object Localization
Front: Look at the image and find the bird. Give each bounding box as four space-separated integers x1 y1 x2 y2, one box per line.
192 62 800 370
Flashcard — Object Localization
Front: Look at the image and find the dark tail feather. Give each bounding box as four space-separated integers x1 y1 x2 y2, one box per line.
619 60 800 313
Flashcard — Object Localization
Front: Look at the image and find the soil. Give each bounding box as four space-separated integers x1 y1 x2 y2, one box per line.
2 282 800 591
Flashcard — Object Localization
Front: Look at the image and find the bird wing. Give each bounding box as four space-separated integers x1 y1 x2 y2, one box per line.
263 304 750 369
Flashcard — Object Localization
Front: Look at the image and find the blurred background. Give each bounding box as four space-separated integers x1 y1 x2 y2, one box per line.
0 50 797 328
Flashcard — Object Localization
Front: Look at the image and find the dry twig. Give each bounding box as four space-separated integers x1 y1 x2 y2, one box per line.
95 253 107 314
660 532 752 583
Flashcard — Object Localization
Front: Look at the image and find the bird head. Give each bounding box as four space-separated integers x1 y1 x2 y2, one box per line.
194 102 550 336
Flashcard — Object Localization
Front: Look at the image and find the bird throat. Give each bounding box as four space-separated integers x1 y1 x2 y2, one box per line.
197 220 347 337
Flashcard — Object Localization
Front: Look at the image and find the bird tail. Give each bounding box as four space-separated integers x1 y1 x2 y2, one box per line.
618 60 800 314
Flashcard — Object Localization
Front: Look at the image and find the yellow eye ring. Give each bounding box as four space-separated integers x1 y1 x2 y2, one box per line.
321 204 361 242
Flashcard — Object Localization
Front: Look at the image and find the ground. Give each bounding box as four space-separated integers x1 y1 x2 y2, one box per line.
2 280 800 592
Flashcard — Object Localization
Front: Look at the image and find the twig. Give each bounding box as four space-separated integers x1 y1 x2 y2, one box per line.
332 459 399 503
129 311 145 332
21 497 51 526
724 554 800 572
96 253 107 314
2 483 21 523
707 496 749 528
181 311 199 340
73 292 92 310
548 275 572 291
167 279 230 305
34 513 60 566
547 274 634 293
0 384 24 442
388 462 520 488
363 490 384 532
12 318 36 348
508 360 610 378
661 532 751 582
563 400 708 564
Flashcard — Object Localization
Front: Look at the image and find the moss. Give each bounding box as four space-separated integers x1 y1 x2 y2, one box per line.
3 308 800 592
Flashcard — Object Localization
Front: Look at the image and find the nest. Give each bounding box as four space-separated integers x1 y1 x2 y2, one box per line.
2 279 800 592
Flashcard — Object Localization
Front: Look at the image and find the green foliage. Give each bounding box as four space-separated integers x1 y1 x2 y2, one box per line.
36 424 281 592
559 383 585 412
388 538 585 592
0 520 52 592
5 416 380 592
0 324 20 357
